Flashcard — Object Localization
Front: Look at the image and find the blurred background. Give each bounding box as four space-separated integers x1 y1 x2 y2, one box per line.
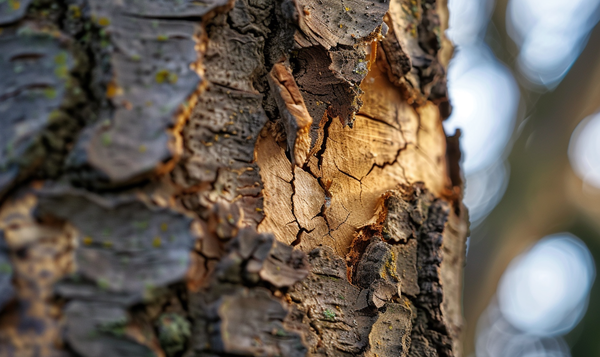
443 0 600 356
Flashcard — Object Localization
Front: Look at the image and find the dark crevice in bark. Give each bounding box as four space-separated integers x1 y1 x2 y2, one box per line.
313 114 333 171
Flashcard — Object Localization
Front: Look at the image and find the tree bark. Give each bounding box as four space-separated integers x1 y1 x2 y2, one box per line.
0 0 467 357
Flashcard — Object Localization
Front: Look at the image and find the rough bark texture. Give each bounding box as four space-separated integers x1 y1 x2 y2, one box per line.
0 0 467 357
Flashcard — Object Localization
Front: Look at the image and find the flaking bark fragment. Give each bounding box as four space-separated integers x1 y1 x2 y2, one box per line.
0 232 14 312
102 0 232 18
355 240 401 293
393 239 420 297
215 288 305 356
288 0 388 127
365 303 413 357
225 227 310 287
36 184 197 295
378 0 451 109
66 0 212 187
379 17 412 86
287 246 373 356
268 62 313 166
381 184 433 243
345 183 460 357
0 23 84 199
63 301 156 357
293 0 388 49
172 0 272 226
291 42 366 129
0 0 32 25
189 227 308 356
287 246 414 356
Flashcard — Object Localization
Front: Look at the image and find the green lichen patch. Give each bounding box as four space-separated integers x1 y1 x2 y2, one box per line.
157 313 191 356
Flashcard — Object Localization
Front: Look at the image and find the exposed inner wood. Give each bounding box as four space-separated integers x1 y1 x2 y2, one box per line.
257 48 450 256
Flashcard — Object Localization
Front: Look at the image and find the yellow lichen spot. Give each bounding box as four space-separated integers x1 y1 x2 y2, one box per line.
48 110 63 122
344 6 350 11
408 23 417 37
69 4 81 18
160 223 168 232
103 241 113 248
388 325 393 330
155 69 168 84
43 88 57 99
106 81 123 98
152 236 162 248
255 207 263 212
83 236 93 245
10 0 20 10
101 132 111 146
54 66 68 79
138 145 147 153
97 17 111 26
54 52 68 65
155 69 178 84
339 24 343 28
157 34 168 41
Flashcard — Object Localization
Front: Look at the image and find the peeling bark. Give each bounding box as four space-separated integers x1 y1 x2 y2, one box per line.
0 0 467 356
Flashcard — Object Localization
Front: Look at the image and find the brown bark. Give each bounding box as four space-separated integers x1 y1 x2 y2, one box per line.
0 0 467 356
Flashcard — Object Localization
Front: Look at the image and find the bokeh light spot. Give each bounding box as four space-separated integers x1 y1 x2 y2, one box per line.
444 47 519 175
498 233 595 336
447 0 494 45
464 161 509 226
507 0 600 88
569 111 600 188
476 303 572 357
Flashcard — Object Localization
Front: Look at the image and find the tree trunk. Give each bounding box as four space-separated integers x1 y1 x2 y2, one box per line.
0 0 467 356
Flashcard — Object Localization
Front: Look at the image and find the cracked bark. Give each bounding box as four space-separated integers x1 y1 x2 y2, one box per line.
0 0 467 356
